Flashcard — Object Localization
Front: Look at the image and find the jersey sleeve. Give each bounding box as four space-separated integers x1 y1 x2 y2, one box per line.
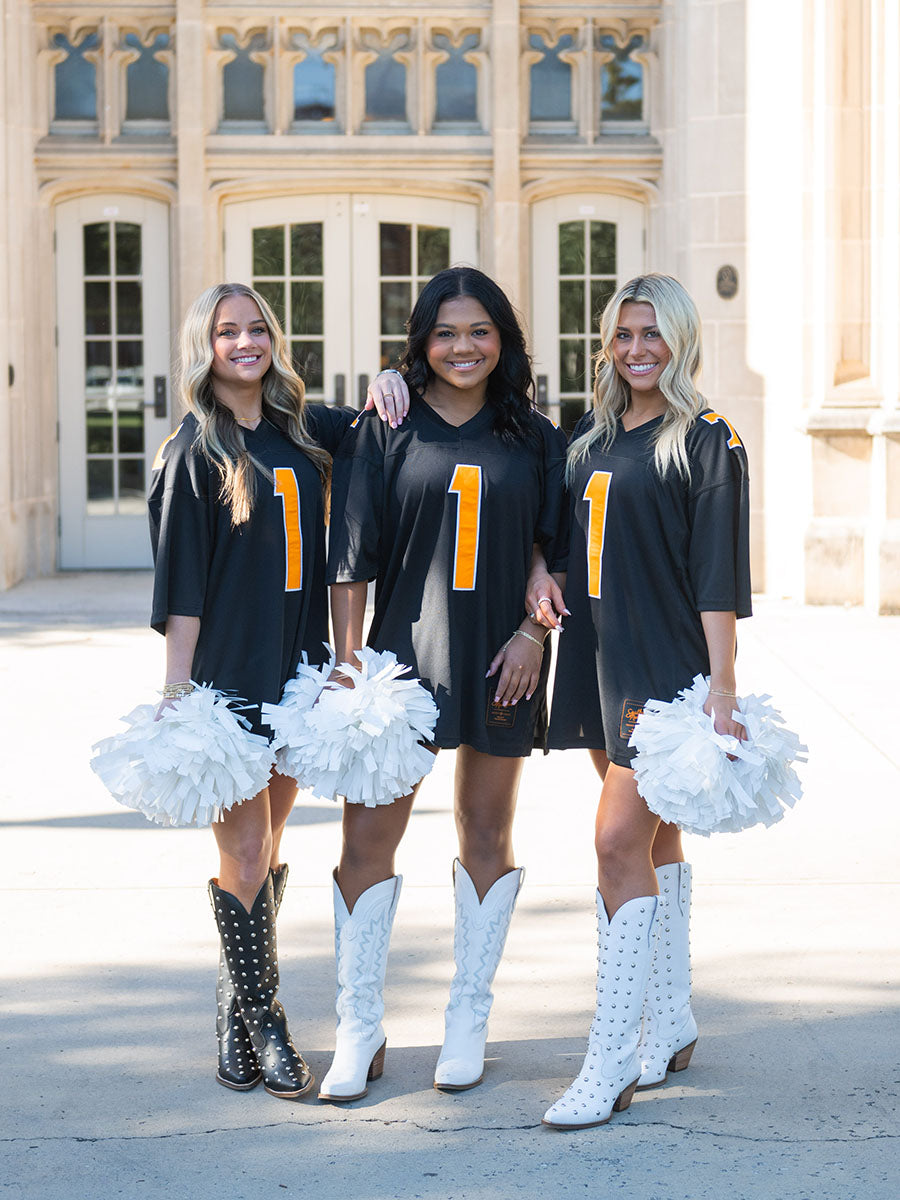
534 414 570 573
687 414 752 618
305 403 358 456
327 411 386 585
148 423 213 635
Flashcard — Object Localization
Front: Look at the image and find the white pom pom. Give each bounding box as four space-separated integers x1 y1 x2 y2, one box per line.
91 684 276 827
629 675 807 836
262 648 439 807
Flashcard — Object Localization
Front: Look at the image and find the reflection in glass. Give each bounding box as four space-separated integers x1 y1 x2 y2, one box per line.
381 282 411 335
221 32 267 122
559 280 585 334
291 341 323 391
253 226 284 275
116 224 142 274
116 340 144 390
291 283 323 335
591 280 615 323
85 341 112 394
85 282 111 334
86 407 113 453
84 223 110 276
380 340 406 371
293 47 336 121
87 459 114 503
434 34 478 123
290 223 323 275
118 459 145 512
558 222 585 275
124 33 170 121
255 281 285 328
417 226 450 276
599 35 644 121
529 34 574 122
380 224 411 276
53 33 99 121
365 45 407 122
560 339 586 393
116 282 142 334
118 402 144 453
590 222 616 275
560 399 586 435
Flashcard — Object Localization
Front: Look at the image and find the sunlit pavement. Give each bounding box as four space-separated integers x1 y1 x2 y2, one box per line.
1 573 897 1200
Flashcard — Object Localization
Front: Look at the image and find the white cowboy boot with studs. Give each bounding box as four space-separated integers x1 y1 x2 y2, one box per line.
637 861 698 1089
318 873 401 1103
542 893 659 1130
434 860 524 1091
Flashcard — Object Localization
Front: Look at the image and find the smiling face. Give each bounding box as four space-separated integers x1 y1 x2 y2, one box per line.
424 295 502 399
210 294 273 392
611 301 672 403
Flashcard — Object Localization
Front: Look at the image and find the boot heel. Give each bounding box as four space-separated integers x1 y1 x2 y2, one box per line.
613 1078 639 1113
669 1038 697 1073
367 1039 387 1081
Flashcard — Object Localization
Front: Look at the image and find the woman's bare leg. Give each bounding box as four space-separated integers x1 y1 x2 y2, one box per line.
453 746 523 899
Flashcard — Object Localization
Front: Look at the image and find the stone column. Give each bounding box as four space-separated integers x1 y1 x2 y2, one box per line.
490 0 522 305
174 0 207 321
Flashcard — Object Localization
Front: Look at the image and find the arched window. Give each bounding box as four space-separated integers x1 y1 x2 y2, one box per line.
599 34 645 123
52 32 99 123
124 33 169 124
529 33 574 124
433 33 479 125
221 32 267 124
292 41 336 123
365 36 409 124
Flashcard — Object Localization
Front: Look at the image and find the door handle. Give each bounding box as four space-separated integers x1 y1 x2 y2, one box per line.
536 374 549 411
357 374 369 405
144 375 167 419
334 373 346 407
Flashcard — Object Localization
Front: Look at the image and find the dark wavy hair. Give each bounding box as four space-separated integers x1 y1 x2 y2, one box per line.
397 266 536 443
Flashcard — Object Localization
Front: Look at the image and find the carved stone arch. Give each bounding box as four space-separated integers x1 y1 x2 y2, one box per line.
39 176 177 209
521 176 658 207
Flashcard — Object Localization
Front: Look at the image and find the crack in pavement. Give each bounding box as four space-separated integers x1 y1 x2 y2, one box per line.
1 1120 896 1146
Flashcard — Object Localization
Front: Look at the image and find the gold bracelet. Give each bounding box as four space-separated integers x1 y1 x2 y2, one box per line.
708 687 737 697
513 629 546 651
162 681 195 698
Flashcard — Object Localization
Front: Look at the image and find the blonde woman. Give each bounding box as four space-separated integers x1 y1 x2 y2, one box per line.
531 274 751 1129
148 283 404 1100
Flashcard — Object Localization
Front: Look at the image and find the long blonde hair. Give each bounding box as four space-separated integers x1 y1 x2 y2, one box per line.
567 273 705 482
178 283 330 525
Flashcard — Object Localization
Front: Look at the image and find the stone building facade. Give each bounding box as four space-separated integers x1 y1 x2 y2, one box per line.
1 0 897 608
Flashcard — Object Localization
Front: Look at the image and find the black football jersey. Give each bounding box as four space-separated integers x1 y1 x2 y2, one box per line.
548 408 751 766
149 405 354 735
327 396 568 756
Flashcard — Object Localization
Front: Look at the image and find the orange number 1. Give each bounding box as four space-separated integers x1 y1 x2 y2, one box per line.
448 464 482 591
273 467 303 592
583 470 612 599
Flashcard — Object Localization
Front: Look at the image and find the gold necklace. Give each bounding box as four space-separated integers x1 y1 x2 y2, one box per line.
233 412 262 425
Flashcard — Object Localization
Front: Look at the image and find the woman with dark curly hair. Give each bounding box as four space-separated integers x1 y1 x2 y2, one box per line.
320 266 567 1102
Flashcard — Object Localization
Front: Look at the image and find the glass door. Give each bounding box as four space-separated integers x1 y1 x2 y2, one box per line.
531 195 645 431
224 194 478 408
56 196 171 568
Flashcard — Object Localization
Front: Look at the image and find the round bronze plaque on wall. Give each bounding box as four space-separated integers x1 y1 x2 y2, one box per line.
716 265 739 299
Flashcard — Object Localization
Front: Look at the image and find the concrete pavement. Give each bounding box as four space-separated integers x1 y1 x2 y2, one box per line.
0 573 898 1200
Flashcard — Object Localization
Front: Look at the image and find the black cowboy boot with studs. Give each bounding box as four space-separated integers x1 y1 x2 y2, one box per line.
212 863 291 1091
209 872 313 1099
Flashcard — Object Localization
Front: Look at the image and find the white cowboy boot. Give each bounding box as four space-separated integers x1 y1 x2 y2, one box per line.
542 893 659 1129
637 861 698 1089
433 859 524 1091
318 873 401 1103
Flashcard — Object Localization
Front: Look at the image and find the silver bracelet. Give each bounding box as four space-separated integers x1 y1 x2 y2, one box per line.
378 368 403 378
513 628 546 651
